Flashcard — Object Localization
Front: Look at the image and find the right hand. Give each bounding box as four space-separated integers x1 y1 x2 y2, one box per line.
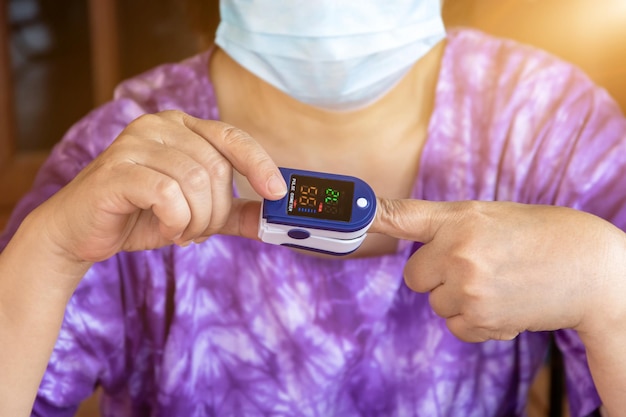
35 110 287 265
371 198 626 341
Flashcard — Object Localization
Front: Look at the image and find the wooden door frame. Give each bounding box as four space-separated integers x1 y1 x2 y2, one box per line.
0 0 49 229
0 0 120 229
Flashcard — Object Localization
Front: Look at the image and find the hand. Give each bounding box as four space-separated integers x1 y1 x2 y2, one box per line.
36 111 286 265
371 198 626 342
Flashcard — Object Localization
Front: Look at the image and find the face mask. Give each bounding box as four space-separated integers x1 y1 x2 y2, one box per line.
215 0 446 111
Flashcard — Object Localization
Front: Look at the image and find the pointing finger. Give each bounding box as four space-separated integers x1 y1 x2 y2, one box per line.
179 115 287 201
369 197 449 243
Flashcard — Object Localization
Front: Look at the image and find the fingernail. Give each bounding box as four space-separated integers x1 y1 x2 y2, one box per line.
267 174 287 198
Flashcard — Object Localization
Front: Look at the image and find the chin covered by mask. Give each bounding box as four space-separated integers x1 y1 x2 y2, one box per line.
215 0 446 112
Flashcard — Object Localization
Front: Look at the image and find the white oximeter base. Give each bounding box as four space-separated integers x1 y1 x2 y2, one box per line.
258 220 369 255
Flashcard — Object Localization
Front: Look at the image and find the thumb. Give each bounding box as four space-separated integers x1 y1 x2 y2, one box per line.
217 199 262 240
369 197 448 243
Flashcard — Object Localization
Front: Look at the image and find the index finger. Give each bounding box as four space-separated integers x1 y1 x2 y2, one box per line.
369 197 448 243
180 115 287 201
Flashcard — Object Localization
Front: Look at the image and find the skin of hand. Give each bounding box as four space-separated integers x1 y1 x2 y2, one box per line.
370 198 626 416
40 110 287 267
0 111 285 416
370 198 626 341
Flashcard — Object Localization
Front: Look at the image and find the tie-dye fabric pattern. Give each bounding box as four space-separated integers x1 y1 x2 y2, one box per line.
3 29 626 417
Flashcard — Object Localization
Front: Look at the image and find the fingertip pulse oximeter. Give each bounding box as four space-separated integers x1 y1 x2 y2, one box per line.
259 167 376 255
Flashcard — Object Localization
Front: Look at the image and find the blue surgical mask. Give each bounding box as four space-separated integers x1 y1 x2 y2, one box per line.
215 0 446 111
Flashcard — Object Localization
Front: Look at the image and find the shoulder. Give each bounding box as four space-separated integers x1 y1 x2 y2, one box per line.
113 49 218 119
425 29 626 210
443 28 590 91
36 49 218 178
0 50 219 248
441 28 625 149
65 48 217 161
442 29 608 111
440 28 626 136
64 49 216 151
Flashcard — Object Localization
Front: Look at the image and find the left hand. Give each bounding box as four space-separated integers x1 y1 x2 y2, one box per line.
370 198 626 342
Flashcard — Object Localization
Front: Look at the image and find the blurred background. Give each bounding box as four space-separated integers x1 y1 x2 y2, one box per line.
1 0 626 227
0 0 625 416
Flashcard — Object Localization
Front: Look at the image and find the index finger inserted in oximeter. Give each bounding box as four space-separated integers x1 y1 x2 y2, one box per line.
258 167 376 255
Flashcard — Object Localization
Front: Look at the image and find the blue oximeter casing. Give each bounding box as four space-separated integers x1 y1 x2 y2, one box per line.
259 167 377 255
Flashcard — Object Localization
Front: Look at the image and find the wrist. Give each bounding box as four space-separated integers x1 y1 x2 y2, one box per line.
570 224 626 416
0 207 93 417
1 205 92 302
574 222 626 340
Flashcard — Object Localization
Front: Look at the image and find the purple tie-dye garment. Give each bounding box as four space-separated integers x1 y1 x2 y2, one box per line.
2 29 626 417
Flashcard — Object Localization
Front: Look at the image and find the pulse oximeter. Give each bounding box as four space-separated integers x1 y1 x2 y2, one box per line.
259 167 377 255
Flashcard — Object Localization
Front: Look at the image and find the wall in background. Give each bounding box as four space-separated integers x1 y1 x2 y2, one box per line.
5 0 626 153
1 0 625 230
443 0 626 112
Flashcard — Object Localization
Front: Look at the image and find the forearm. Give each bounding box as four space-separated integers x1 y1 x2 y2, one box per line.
580 328 626 417
577 228 626 417
0 208 91 416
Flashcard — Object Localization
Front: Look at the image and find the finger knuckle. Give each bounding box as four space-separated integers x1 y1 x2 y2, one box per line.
207 210 230 236
155 177 181 202
221 125 252 148
86 153 128 182
460 283 490 322
492 330 519 341
456 200 484 215
132 113 163 128
378 198 408 229
125 114 171 142
159 109 186 120
450 250 474 269
402 269 430 293
207 157 232 182
428 292 445 316
403 272 419 292
463 303 500 332
456 200 493 228
183 165 211 192
221 126 271 170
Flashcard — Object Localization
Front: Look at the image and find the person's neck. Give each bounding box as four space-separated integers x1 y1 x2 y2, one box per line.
209 42 445 161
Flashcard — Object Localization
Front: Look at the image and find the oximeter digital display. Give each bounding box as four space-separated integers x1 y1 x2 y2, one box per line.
259 167 376 256
287 174 354 222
